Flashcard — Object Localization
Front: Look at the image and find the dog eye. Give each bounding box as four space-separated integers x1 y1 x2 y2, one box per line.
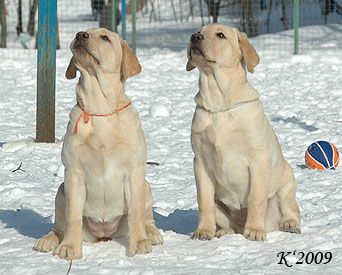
216 32 226 39
101 35 110 42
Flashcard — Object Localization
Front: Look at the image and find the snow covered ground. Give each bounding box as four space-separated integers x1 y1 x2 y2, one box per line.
0 23 342 274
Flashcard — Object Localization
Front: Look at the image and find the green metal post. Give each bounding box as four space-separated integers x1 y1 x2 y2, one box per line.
132 0 137 52
293 0 299 55
111 0 117 32
122 0 126 39
36 0 57 143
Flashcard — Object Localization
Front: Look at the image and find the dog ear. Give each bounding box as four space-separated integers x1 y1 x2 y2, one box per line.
120 40 141 81
186 59 196 71
238 32 260 73
65 57 77 79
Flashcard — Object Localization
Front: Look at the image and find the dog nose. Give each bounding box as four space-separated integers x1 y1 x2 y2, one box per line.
191 33 204 42
76 31 89 40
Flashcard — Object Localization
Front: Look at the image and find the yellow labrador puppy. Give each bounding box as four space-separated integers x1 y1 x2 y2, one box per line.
186 24 301 241
34 28 163 259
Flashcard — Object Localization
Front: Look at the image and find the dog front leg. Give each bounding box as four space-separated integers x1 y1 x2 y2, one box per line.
192 156 216 240
53 168 86 260
244 153 271 241
127 165 151 256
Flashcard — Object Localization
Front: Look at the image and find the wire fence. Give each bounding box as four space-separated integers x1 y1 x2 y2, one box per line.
0 0 341 57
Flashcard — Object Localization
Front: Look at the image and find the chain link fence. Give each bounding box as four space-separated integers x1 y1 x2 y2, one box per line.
0 0 341 56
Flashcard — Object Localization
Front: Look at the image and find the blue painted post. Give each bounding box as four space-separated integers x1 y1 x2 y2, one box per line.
132 0 137 52
121 0 126 40
36 0 57 143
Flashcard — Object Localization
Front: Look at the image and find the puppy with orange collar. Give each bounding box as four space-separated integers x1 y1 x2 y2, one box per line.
34 28 163 259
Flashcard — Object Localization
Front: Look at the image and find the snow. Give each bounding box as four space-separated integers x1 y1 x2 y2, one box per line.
149 103 171 118
1 1 342 274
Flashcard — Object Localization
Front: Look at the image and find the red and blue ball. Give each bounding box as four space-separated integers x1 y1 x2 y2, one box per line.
305 141 339 171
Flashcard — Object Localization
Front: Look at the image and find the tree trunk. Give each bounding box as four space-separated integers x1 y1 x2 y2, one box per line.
186 0 195 22
267 0 273 33
199 0 204 25
28 0 38 36
0 0 6 48
179 0 183 22
260 0 266 10
242 0 258 37
149 0 156 22
126 0 147 15
56 18 60 49
171 0 178 22
335 0 342 15
281 0 289 30
205 0 221 23
17 0 23 35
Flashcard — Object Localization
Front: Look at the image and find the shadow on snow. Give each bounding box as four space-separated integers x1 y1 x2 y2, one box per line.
0 208 198 239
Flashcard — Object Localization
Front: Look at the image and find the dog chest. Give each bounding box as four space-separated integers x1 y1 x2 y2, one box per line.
83 158 129 222
210 142 250 209
192 112 251 209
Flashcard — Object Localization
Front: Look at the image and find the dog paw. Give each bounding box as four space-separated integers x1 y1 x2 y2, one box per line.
146 226 163 245
129 239 152 256
243 227 266 241
53 242 82 260
280 219 301 234
192 228 215 240
33 231 59 253
215 228 234 238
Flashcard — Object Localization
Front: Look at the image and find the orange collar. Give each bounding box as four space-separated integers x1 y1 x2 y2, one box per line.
73 102 131 134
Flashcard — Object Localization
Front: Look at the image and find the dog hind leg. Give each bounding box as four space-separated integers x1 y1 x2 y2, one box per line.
215 202 235 237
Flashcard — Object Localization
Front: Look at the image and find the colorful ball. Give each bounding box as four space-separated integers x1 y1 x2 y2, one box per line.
305 141 339 170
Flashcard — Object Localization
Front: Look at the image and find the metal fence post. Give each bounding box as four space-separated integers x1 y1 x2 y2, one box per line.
132 0 136 52
36 0 57 143
293 0 300 55
122 0 126 40
111 0 117 32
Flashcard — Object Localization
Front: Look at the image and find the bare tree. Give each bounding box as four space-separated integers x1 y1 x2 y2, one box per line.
126 0 147 15
179 0 183 22
16 0 23 35
99 0 121 31
171 0 178 22
148 0 161 22
281 0 289 30
186 0 195 22
323 0 342 23
91 0 105 19
0 0 6 48
266 0 273 33
56 19 60 49
149 0 157 22
27 0 38 36
156 0 161 22
205 0 221 23
241 0 258 37
199 0 205 25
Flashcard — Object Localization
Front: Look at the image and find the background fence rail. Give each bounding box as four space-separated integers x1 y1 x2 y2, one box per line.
0 0 342 55
0 0 341 56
